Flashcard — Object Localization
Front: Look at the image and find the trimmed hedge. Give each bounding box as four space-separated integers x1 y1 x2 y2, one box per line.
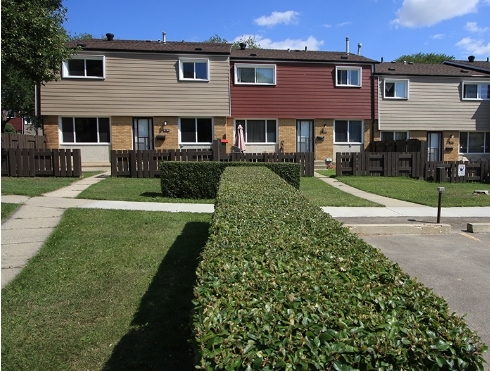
160 161 300 199
193 167 487 370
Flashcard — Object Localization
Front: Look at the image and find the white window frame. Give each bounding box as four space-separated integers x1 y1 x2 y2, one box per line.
178 117 214 144
459 131 490 154
235 119 277 143
335 66 362 87
234 64 276 85
462 82 490 100
384 79 409 99
334 120 364 144
62 55 105 79
59 117 111 144
178 58 210 81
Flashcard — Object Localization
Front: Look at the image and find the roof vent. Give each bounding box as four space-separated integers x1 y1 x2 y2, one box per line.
239 42 246 50
250 53 257 56
461 69 469 73
341 55 348 59
305 46 307 51
388 67 396 71
106 33 114 41
77 43 86 48
468 55 475 62
195 47 202 51
408 62 414 64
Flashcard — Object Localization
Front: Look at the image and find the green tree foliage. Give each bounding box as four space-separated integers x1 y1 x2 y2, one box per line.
394 52 455 64
203 34 261 49
1 0 74 131
203 34 228 44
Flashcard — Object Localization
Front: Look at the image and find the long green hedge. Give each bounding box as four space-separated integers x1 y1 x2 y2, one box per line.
193 167 487 370
160 161 300 199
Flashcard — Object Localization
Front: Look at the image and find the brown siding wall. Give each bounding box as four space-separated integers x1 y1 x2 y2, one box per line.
231 62 374 119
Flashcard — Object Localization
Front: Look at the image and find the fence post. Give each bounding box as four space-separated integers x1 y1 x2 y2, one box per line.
436 166 445 183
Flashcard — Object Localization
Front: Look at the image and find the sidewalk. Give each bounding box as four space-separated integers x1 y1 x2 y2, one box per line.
2 172 489 288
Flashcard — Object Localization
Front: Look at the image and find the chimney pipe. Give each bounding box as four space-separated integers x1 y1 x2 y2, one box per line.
162 32 166 44
106 33 114 41
305 46 307 51
346 37 349 54
468 55 475 62
239 42 246 50
357 42 362 56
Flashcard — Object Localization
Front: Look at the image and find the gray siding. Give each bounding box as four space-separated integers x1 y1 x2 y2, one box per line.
378 76 490 131
41 51 230 117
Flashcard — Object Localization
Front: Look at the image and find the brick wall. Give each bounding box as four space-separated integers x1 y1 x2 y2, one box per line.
443 131 459 161
43 115 59 149
111 116 132 150
278 118 296 153
314 119 334 160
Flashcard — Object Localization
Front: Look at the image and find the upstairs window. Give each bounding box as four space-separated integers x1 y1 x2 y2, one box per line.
179 118 213 143
179 59 209 81
61 117 110 143
334 120 363 143
235 64 276 85
336 67 361 87
384 79 409 99
462 82 490 100
62 56 105 78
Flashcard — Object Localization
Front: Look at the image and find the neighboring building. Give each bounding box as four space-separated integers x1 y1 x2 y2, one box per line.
229 46 378 162
374 60 490 162
41 35 232 166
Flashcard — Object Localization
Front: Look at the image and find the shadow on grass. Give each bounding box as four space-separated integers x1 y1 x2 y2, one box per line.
102 222 209 371
139 192 164 198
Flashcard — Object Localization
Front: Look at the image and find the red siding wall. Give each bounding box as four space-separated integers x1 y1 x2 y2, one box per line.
231 62 374 119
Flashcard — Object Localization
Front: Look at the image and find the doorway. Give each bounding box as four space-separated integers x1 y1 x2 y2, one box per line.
427 132 442 161
296 120 314 153
133 118 153 150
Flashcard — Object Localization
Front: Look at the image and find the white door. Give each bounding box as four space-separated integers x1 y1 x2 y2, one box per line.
428 132 442 161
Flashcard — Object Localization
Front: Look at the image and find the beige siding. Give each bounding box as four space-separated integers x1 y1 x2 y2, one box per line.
41 51 230 117
378 76 490 131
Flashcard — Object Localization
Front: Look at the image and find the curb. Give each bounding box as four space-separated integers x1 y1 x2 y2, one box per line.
467 223 490 233
345 223 451 236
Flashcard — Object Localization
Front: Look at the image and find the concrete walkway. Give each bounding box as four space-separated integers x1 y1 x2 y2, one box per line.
2 171 490 288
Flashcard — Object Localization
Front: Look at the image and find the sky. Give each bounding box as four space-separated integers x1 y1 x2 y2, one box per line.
62 0 490 62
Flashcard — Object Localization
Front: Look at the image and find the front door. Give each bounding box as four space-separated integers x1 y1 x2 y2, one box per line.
133 118 153 150
297 120 314 152
427 132 442 161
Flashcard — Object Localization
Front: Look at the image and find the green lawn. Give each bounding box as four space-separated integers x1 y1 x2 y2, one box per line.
1 172 102 197
1 203 21 221
1 208 211 371
334 175 490 207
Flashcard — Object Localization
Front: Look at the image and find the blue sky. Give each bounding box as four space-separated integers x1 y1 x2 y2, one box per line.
63 0 490 62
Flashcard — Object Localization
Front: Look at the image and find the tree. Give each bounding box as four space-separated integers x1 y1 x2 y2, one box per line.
203 34 261 49
394 52 455 64
1 0 75 132
203 34 228 44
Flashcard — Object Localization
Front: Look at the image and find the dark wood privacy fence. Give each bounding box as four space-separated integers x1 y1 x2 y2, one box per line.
1 133 46 149
366 139 427 153
111 141 314 177
336 152 489 183
1 148 82 177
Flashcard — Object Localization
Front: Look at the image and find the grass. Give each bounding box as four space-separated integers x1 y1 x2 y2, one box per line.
1 208 211 371
300 176 381 207
1 203 21 221
1 171 102 197
77 177 215 204
335 175 490 207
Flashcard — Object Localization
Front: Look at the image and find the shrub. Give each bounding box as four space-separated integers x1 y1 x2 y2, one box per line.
193 167 487 370
160 161 300 199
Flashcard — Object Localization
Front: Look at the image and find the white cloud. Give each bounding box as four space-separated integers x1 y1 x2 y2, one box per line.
456 36 490 55
254 11 299 27
431 33 445 39
391 0 479 27
465 21 489 33
233 34 324 51
323 24 332 28
337 22 352 27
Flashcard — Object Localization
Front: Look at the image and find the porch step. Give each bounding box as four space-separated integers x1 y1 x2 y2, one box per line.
314 160 328 170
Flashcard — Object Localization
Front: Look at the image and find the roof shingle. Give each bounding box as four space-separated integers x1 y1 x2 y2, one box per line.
375 62 490 77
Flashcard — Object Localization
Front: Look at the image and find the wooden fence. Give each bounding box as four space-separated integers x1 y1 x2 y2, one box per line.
336 152 489 183
366 139 427 153
111 141 314 178
1 133 46 149
1 148 82 177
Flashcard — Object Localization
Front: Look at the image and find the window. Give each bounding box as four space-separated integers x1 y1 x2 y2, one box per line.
62 56 105 78
462 82 490 100
336 67 361 87
179 118 213 143
380 131 408 141
235 64 276 85
61 117 110 143
334 120 363 143
384 79 408 99
459 132 490 153
179 59 209 81
236 119 277 143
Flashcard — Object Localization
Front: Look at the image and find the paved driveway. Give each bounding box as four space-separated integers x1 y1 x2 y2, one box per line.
360 230 490 367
